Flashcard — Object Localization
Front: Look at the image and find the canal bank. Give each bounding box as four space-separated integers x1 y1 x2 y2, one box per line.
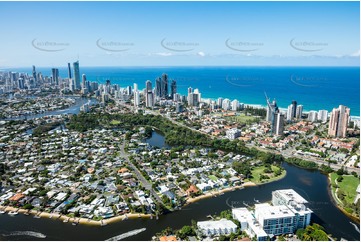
0 163 359 241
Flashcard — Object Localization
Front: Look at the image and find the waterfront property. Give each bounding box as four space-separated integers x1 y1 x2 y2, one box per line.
232 189 312 241
197 219 238 237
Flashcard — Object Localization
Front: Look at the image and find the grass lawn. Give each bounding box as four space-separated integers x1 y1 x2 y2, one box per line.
110 120 121 125
208 175 218 181
330 173 359 204
249 165 285 184
226 113 257 124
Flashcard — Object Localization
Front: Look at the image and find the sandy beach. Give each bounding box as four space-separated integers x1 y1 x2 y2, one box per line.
184 183 256 205
0 205 151 226
0 183 256 226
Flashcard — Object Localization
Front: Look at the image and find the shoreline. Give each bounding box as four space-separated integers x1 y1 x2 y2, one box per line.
0 183 257 226
184 182 256 206
0 205 151 226
327 175 360 223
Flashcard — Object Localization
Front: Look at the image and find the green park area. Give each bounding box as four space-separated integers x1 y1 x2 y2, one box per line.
110 119 121 125
247 165 286 184
330 172 360 218
225 113 258 124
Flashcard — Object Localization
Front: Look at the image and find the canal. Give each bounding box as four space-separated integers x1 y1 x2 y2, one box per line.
0 106 359 241
0 163 359 240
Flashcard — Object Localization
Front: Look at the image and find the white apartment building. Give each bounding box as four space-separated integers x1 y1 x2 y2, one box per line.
272 189 312 230
226 128 241 140
232 189 313 241
197 219 238 236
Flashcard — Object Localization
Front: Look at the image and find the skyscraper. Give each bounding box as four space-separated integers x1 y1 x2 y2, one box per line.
32 65 37 82
274 112 285 136
317 110 328 123
286 104 294 121
328 105 350 137
51 68 59 86
171 79 177 100
308 111 318 122
155 77 161 97
231 99 239 111
82 74 87 89
67 63 72 79
145 80 154 107
286 101 297 121
266 100 278 123
291 100 297 118
134 90 140 107
73 61 81 90
161 73 168 98
296 105 303 119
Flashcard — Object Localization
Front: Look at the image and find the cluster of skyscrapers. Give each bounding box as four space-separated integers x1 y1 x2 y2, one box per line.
265 94 352 138
265 95 284 136
143 74 178 108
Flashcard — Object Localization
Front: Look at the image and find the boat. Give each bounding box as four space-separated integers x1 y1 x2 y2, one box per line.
8 211 18 216
63 218 69 223
0 210 6 214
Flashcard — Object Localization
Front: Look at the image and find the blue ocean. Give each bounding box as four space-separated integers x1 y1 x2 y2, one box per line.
7 66 360 116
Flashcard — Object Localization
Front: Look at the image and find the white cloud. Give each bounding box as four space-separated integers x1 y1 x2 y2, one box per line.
350 50 360 57
197 51 205 57
155 52 172 57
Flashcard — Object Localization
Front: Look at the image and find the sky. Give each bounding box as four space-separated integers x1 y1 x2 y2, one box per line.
0 1 359 67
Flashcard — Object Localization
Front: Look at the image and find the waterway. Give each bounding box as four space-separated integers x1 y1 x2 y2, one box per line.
145 130 171 149
2 96 98 121
0 99 359 241
0 163 359 241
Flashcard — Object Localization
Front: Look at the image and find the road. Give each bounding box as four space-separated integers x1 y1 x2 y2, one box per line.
113 98 359 174
118 140 165 208
245 143 360 174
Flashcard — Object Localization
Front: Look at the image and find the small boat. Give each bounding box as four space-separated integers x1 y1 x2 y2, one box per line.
49 214 53 218
0 210 6 214
63 218 69 223
8 211 18 216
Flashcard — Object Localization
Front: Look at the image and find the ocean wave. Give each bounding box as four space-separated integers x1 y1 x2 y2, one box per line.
105 228 146 241
2 231 46 239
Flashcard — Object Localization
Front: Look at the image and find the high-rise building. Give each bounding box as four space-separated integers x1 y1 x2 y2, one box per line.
187 87 193 106
51 68 59 86
296 105 303 119
155 77 161 97
217 97 223 109
286 101 297 121
134 90 140 107
134 83 138 92
266 98 278 123
317 110 328 123
161 73 168 98
231 99 239 111
145 80 154 108
286 104 294 121
308 111 318 122
82 74 87 89
291 100 297 118
67 63 72 79
73 61 81 90
274 112 284 136
222 98 231 110
32 65 37 82
170 79 177 100
328 105 350 137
